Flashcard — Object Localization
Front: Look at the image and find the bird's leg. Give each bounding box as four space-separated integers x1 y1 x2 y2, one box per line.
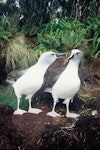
17 97 20 110
52 101 56 112
47 99 60 117
66 99 70 115
14 98 27 115
28 97 32 110
66 99 80 118
28 97 42 114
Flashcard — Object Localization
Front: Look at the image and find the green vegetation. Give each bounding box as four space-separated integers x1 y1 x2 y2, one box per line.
84 16 100 56
0 16 18 42
0 86 28 110
37 19 86 51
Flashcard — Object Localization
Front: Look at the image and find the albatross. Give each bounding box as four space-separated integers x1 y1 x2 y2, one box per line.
46 49 83 118
9 51 66 115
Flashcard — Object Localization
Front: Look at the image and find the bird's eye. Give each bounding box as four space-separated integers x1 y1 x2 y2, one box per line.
76 52 79 55
51 53 55 56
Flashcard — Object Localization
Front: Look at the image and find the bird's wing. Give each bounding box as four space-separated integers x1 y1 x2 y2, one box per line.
15 69 28 79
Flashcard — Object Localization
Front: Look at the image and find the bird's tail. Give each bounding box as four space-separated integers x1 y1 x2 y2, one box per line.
6 79 15 85
44 87 52 93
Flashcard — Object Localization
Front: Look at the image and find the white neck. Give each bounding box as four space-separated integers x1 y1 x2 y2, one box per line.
35 62 50 76
27 61 50 77
65 60 80 76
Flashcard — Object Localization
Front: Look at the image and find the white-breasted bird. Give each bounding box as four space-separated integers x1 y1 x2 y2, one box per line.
8 51 66 115
46 49 83 118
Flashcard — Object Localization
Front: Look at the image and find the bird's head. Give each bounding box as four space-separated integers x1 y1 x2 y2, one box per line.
68 49 83 61
38 51 66 66
64 49 83 65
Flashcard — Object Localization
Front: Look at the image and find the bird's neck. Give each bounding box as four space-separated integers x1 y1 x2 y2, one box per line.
65 60 80 76
36 62 50 74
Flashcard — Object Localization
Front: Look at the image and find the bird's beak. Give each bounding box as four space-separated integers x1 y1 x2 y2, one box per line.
64 53 74 65
56 53 67 58
63 57 69 65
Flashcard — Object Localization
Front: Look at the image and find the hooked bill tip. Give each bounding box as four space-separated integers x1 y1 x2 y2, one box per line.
56 53 67 58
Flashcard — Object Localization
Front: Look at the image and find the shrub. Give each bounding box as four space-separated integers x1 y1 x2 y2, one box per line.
37 18 86 52
84 16 100 56
0 15 18 42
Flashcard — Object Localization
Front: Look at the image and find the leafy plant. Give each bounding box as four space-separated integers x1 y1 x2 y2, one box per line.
37 18 86 51
0 16 18 42
92 32 100 55
62 28 85 49
84 16 100 56
37 19 63 51
85 17 100 39
21 25 40 36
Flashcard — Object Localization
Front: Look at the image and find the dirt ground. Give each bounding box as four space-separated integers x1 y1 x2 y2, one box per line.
0 58 100 150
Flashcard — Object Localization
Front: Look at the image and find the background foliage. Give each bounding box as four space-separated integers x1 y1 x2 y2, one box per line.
37 18 86 51
0 0 99 71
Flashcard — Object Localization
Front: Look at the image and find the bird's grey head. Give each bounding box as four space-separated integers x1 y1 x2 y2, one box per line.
38 51 66 65
68 49 83 63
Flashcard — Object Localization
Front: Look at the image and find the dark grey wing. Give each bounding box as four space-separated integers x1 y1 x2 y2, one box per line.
15 68 28 80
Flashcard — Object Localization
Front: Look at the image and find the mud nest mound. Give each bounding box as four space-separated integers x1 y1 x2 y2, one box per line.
0 104 100 150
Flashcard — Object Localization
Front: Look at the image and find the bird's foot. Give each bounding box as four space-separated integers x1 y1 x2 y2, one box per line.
14 109 27 115
66 113 80 118
28 108 42 114
47 111 60 117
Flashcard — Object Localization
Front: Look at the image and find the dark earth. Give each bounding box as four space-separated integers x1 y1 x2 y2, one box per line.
0 57 100 150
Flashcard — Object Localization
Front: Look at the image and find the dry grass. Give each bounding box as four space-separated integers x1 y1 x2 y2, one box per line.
6 35 40 72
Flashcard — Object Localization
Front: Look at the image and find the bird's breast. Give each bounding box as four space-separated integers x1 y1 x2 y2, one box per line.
52 75 81 99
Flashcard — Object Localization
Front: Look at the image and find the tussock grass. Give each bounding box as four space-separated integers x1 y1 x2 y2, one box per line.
6 35 40 72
